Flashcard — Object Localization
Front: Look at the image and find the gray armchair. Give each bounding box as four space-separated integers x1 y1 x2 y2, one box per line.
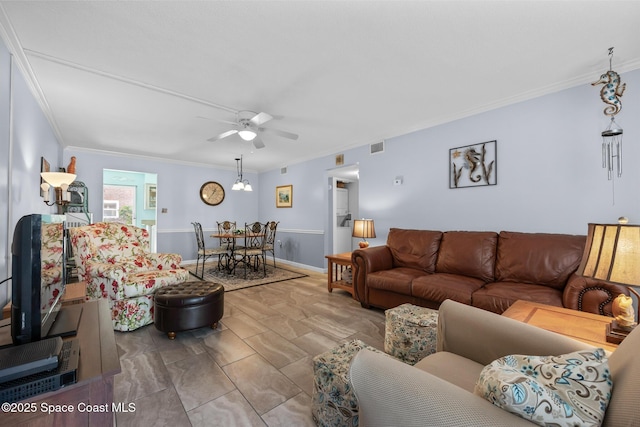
350 300 639 427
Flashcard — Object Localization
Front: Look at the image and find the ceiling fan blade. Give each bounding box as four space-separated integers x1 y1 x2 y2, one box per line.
249 112 273 126
260 127 299 141
196 116 237 125
252 136 266 149
207 129 238 142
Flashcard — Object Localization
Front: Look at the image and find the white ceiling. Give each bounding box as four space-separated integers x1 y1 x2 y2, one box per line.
1 1 640 173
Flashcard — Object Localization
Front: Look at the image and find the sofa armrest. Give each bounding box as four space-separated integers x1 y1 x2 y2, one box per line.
563 273 629 317
350 349 533 427
437 300 595 366
351 246 393 304
146 252 183 270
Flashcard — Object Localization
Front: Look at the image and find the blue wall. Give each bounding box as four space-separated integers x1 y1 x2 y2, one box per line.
353 71 639 246
260 68 640 257
1 38 63 306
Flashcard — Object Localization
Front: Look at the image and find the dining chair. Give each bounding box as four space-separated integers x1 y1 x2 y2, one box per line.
218 220 236 234
191 222 214 279
192 222 230 278
233 222 267 279
263 221 279 267
215 221 237 270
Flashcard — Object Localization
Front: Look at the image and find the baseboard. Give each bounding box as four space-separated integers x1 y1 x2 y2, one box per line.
275 258 325 273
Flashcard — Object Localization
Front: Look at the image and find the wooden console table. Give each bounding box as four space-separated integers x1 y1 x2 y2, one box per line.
502 300 618 353
326 252 354 297
0 299 121 426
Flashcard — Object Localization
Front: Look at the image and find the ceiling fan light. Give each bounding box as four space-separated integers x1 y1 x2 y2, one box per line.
238 129 257 141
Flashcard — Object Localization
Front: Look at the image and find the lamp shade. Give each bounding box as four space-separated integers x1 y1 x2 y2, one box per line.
40 172 76 187
352 219 376 239
238 129 257 141
577 223 640 286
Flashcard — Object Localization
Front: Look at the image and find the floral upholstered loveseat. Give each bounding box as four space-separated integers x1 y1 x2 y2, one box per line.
41 222 64 311
69 222 189 331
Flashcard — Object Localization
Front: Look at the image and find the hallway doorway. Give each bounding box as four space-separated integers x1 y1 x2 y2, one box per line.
327 164 359 254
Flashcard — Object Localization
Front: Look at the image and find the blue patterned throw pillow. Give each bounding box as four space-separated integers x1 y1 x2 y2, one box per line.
474 348 612 427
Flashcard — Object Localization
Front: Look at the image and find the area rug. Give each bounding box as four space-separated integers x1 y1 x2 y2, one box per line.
184 261 307 292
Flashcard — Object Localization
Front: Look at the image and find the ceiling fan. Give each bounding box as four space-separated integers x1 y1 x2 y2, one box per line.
207 110 298 149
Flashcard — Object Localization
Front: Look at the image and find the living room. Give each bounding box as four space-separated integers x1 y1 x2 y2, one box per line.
1 2 640 426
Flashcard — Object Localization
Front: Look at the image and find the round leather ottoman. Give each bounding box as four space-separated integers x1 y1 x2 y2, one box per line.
154 281 224 339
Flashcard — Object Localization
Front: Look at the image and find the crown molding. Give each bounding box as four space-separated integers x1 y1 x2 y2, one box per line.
65 145 252 173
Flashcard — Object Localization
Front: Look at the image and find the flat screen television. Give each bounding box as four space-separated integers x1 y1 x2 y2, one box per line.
10 214 69 345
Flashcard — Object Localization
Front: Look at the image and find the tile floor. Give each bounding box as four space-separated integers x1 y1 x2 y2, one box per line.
113 268 386 426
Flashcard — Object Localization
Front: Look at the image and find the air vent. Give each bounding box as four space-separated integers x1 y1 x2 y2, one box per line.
370 141 385 155
280 166 287 175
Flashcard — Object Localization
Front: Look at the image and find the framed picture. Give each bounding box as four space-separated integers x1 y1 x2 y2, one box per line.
276 185 293 208
40 157 50 197
449 140 497 189
144 183 157 209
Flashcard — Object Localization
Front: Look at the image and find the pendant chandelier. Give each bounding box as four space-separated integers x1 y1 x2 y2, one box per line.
232 155 252 191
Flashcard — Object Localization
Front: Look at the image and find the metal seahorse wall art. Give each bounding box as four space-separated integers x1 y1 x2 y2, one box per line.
452 143 494 188
591 69 626 117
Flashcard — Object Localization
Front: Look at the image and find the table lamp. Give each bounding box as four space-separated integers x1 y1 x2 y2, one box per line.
353 219 376 248
577 222 640 343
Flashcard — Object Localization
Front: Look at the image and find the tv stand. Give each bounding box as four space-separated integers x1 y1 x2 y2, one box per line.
0 299 120 427
47 304 83 338
2 281 86 320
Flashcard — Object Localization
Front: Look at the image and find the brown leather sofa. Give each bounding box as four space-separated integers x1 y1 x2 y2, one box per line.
352 228 628 316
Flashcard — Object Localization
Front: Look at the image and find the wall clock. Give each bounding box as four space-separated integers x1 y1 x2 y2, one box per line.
199 181 225 206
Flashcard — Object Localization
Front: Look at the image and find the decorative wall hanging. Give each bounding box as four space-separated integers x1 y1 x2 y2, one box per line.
449 140 497 189
591 47 626 181
276 185 293 208
145 183 157 209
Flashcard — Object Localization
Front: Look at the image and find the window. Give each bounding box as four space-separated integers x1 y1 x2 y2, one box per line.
103 200 119 219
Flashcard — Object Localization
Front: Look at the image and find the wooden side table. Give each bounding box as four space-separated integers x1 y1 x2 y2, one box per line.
502 300 618 353
326 252 354 297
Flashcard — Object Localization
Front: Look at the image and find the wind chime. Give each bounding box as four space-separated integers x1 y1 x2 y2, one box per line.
591 47 626 180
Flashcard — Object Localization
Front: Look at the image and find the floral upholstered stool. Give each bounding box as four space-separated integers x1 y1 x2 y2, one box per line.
312 339 386 427
384 303 438 365
154 281 224 339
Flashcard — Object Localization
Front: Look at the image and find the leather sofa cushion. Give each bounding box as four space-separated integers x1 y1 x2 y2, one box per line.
412 273 485 305
495 231 585 289
387 228 442 272
367 268 427 295
435 231 497 282
472 282 563 314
